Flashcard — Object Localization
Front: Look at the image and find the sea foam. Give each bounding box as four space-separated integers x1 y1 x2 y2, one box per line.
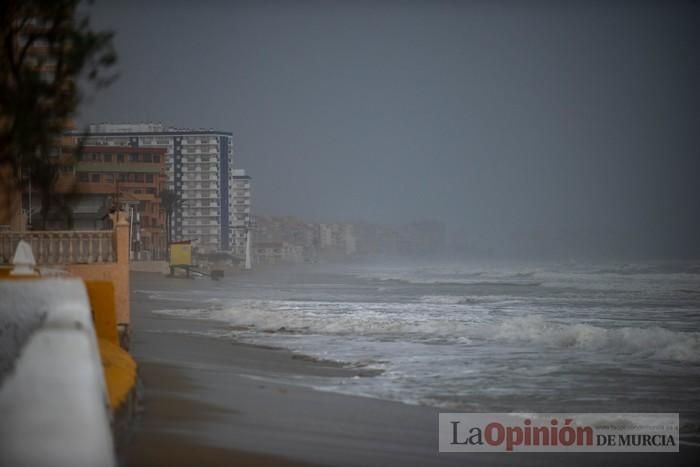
153 301 700 363
488 315 700 362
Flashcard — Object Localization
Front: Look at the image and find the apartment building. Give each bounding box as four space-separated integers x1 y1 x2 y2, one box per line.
319 223 357 257
68 124 239 253
253 215 317 262
77 146 166 259
38 145 168 258
253 241 304 265
230 169 252 259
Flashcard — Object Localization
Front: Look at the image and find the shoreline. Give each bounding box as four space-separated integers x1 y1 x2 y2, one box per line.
124 272 699 466
122 360 319 467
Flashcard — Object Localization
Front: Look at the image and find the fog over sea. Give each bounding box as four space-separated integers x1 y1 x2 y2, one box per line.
141 260 700 429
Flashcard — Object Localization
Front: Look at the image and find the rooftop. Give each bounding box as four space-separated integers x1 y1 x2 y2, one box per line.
67 123 233 137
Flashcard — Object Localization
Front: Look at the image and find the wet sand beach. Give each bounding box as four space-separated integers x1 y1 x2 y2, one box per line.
123 361 316 467
123 271 699 467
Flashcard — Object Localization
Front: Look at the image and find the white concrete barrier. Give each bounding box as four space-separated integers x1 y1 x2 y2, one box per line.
0 279 115 467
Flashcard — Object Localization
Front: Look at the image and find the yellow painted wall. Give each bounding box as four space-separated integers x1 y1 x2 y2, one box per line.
0 273 137 412
67 263 129 326
66 212 130 327
84 280 119 346
98 338 137 411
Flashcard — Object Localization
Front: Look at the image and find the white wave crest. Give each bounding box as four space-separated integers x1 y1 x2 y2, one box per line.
488 315 700 363
155 301 482 338
152 304 700 363
419 295 467 305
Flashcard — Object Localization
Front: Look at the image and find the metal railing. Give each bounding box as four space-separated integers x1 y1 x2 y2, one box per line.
0 230 115 265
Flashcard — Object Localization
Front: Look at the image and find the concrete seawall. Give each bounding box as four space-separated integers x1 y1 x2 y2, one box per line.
0 279 116 467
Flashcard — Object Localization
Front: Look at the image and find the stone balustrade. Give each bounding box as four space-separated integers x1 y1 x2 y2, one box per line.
0 230 115 265
0 213 131 346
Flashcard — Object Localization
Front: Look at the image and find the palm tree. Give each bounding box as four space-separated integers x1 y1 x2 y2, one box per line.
159 189 180 246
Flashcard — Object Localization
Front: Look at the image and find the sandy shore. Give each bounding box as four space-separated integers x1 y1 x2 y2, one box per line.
122 361 316 467
123 271 698 466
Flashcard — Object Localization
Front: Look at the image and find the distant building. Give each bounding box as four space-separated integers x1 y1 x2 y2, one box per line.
253 215 318 262
253 241 303 264
67 123 244 253
319 224 334 250
230 169 252 259
318 223 357 257
343 224 357 255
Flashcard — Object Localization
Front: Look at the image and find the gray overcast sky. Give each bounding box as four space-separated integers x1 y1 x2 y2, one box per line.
80 0 700 259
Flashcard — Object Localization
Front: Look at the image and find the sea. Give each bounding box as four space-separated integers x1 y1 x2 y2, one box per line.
140 260 700 430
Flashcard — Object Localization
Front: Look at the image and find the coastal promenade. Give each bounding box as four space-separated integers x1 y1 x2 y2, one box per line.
123 271 700 467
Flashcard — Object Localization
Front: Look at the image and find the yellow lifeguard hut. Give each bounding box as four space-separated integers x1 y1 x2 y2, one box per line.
168 240 193 277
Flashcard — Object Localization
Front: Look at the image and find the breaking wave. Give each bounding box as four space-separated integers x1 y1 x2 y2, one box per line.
487 315 700 363
373 278 542 287
419 295 470 305
590 263 700 276
153 303 700 363
353 268 543 287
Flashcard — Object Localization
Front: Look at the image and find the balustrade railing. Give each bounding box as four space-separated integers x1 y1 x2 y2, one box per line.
0 230 115 265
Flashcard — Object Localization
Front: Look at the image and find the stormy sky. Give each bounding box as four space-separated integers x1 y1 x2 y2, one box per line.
80 0 700 259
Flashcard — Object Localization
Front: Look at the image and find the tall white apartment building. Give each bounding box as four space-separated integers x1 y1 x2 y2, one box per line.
69 123 244 253
230 169 252 258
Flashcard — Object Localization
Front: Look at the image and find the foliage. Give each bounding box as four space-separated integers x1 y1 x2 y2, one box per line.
0 0 116 228
159 189 180 245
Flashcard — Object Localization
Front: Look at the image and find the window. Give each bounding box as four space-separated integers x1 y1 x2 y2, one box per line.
108 137 129 146
91 153 100 161
146 174 154 183
91 173 100 183
79 173 88 182
143 154 152 162
153 155 160 163
129 153 139 162
117 154 124 163
104 174 114 183
103 154 112 163
135 173 144 183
